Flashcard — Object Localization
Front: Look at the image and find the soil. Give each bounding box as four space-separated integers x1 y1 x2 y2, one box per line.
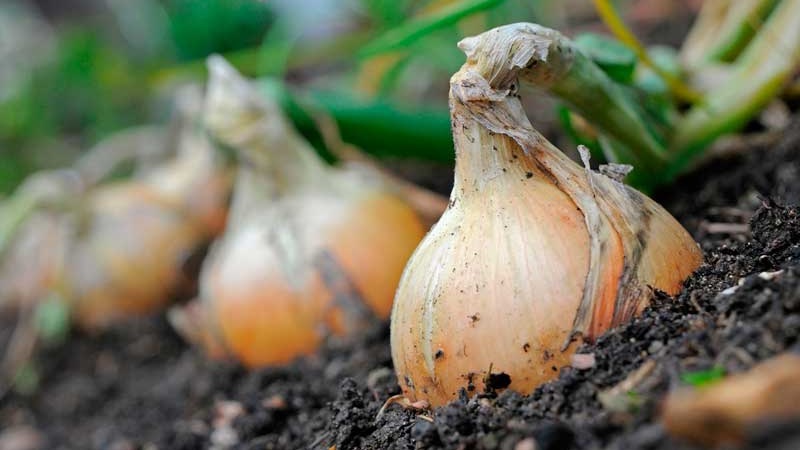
2 120 800 450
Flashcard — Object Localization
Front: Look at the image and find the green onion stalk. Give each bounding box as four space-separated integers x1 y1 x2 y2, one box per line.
478 0 800 190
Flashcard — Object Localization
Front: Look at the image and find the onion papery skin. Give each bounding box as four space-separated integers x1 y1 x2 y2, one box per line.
65 183 204 330
204 186 425 368
179 56 430 367
143 133 231 238
392 132 591 407
390 23 703 407
0 212 70 311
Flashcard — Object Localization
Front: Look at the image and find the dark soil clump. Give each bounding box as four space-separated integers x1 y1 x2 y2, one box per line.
2 123 800 449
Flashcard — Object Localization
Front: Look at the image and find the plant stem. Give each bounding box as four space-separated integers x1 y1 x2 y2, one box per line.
680 0 778 68
667 0 800 177
496 27 668 176
204 57 329 197
73 126 167 185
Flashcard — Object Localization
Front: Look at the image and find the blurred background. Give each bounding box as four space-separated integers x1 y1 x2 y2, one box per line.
0 0 699 194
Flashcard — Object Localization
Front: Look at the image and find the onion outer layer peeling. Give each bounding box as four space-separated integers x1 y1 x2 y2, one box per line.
390 23 703 407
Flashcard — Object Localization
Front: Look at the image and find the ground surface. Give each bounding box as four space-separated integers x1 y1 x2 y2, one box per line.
2 122 800 450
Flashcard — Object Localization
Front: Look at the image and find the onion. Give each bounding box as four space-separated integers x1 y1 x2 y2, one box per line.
171 57 427 367
0 90 231 329
390 23 703 407
64 182 204 329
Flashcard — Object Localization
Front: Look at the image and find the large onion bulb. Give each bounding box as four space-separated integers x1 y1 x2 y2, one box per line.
390 23 703 407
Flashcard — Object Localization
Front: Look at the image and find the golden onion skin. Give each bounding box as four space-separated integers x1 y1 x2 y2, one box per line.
0 212 70 311
65 183 203 329
204 188 425 368
180 57 428 367
390 23 703 407
143 128 231 237
392 131 590 406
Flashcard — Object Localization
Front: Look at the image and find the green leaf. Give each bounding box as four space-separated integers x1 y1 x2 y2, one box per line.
574 33 637 84
254 17 296 78
167 0 274 61
361 0 410 27
635 46 682 97
358 0 505 58
681 366 726 387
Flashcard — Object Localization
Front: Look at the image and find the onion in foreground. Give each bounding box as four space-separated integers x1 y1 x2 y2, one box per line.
390 23 703 407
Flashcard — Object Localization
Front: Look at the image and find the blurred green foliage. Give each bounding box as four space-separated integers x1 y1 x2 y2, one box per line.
357 0 504 58
0 32 145 192
681 366 726 387
574 33 637 84
0 0 555 194
0 0 275 193
7 32 144 142
168 0 274 60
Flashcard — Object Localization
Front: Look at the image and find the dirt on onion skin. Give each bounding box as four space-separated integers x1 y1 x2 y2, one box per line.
2 122 800 450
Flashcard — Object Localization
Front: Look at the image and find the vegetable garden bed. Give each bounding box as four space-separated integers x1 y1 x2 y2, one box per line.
1 116 799 450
